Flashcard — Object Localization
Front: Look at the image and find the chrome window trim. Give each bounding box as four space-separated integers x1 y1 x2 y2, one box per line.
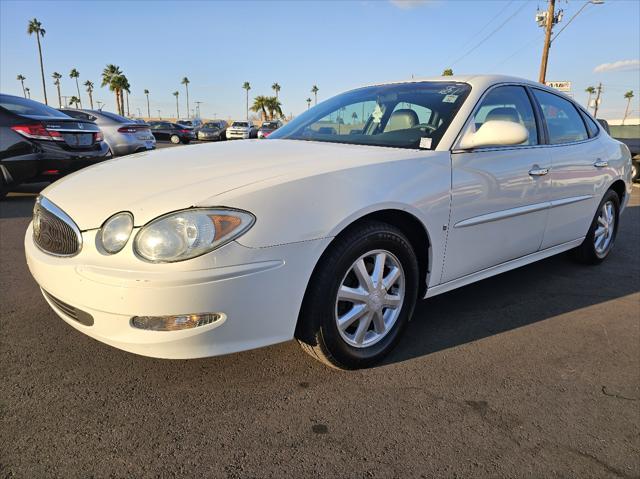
34 196 83 257
450 81 600 153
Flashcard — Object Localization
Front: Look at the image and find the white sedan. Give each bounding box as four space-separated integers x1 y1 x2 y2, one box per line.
25 75 633 369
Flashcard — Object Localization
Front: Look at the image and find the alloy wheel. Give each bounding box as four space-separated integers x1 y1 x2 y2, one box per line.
594 200 616 258
335 249 405 348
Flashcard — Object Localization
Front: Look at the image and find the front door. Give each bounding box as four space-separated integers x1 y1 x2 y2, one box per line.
442 85 552 283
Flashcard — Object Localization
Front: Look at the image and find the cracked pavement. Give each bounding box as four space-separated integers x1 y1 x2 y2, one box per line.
1 184 639 478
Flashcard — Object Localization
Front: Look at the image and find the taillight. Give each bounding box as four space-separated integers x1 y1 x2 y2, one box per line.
118 126 138 133
11 124 64 141
94 131 104 142
179 129 190 134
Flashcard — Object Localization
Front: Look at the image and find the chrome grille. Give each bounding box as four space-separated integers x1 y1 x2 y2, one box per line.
33 197 82 256
43 290 94 326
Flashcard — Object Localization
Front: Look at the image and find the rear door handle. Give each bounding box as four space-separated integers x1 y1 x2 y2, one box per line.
594 159 609 168
529 167 549 176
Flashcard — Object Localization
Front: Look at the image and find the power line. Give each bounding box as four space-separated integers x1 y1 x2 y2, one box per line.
451 0 531 67
452 0 516 56
492 33 544 70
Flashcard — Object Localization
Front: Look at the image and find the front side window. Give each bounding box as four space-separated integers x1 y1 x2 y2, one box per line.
466 85 538 146
269 82 471 149
533 89 588 144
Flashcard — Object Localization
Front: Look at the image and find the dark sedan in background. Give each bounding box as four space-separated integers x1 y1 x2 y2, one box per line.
0 94 109 199
148 121 195 144
197 120 227 141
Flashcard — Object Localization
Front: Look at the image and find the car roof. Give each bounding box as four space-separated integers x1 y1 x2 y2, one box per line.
363 74 540 90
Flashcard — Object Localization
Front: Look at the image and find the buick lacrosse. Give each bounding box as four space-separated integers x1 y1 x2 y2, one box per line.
25 75 632 369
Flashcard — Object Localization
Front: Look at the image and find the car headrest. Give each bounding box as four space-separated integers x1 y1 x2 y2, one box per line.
485 107 520 123
385 109 419 132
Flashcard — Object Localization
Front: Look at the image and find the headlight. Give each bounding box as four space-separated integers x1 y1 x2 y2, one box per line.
133 208 255 263
100 212 134 254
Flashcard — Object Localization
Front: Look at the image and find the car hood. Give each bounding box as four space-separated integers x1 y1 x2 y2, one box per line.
41 139 424 230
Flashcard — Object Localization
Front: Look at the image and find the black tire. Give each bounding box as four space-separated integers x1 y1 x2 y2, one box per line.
170 134 181 144
296 220 419 369
571 189 620 264
0 176 9 200
182 138 191 144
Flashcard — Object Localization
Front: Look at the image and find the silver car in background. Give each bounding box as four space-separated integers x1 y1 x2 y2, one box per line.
61 109 156 157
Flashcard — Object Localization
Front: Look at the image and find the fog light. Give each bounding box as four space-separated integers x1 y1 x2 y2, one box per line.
131 313 222 331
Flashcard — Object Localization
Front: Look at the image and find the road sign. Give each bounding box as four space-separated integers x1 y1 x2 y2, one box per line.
545 81 572 92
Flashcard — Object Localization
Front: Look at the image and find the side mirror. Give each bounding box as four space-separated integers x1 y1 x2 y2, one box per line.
459 120 529 150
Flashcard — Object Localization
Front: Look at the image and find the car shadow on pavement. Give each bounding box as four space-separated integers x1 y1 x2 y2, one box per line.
0 183 47 219
383 203 640 367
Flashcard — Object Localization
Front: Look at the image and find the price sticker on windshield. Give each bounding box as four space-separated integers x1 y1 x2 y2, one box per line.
442 94 458 103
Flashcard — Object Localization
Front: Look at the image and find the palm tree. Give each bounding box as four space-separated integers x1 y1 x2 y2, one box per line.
144 89 150 118
585 86 596 112
173 91 180 119
69 69 82 108
351 111 358 124
242 82 251 120
52 72 62 107
311 85 319 105
265 96 283 121
101 64 123 115
306 98 312 110
122 76 131 116
84 80 94 109
251 96 269 121
69 96 81 108
27 18 48 104
17 74 27 97
442 68 454 76
25 87 31 99
181 77 190 119
271 82 281 99
622 90 635 125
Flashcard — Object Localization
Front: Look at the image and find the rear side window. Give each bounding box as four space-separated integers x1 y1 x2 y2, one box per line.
468 85 538 146
533 90 588 144
0 95 70 119
581 112 600 137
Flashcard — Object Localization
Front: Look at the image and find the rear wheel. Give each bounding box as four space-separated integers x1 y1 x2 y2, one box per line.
170 134 180 144
297 221 419 369
571 189 620 264
632 158 639 183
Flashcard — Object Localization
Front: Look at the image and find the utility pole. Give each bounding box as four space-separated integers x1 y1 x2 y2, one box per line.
538 0 557 84
593 83 603 118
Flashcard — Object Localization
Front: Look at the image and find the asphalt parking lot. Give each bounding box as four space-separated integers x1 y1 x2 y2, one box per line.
1 177 639 478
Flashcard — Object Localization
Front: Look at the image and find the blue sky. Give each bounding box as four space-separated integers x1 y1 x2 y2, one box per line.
1 0 638 120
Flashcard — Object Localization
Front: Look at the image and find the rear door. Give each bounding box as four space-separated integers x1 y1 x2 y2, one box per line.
531 89 604 248
443 84 552 282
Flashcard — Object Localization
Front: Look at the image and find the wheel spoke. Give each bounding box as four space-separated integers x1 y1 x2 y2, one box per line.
372 309 386 334
372 252 386 288
338 304 368 331
383 266 401 290
598 216 607 227
383 294 402 308
338 285 368 303
606 204 613 223
595 234 606 250
353 259 374 292
353 312 373 344
594 227 606 238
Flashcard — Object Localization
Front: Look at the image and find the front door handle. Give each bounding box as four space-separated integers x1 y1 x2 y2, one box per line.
594 159 609 168
529 167 549 176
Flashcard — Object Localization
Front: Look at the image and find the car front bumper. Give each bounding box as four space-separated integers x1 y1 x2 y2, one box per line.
226 131 249 139
25 223 330 359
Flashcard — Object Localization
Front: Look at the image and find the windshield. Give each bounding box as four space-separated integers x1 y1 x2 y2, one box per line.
0 94 72 119
261 122 279 129
92 110 132 123
203 122 222 129
270 82 471 149
232 122 249 127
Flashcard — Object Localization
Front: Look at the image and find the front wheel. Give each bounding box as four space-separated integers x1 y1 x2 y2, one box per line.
297 221 419 369
170 134 181 144
571 189 620 264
